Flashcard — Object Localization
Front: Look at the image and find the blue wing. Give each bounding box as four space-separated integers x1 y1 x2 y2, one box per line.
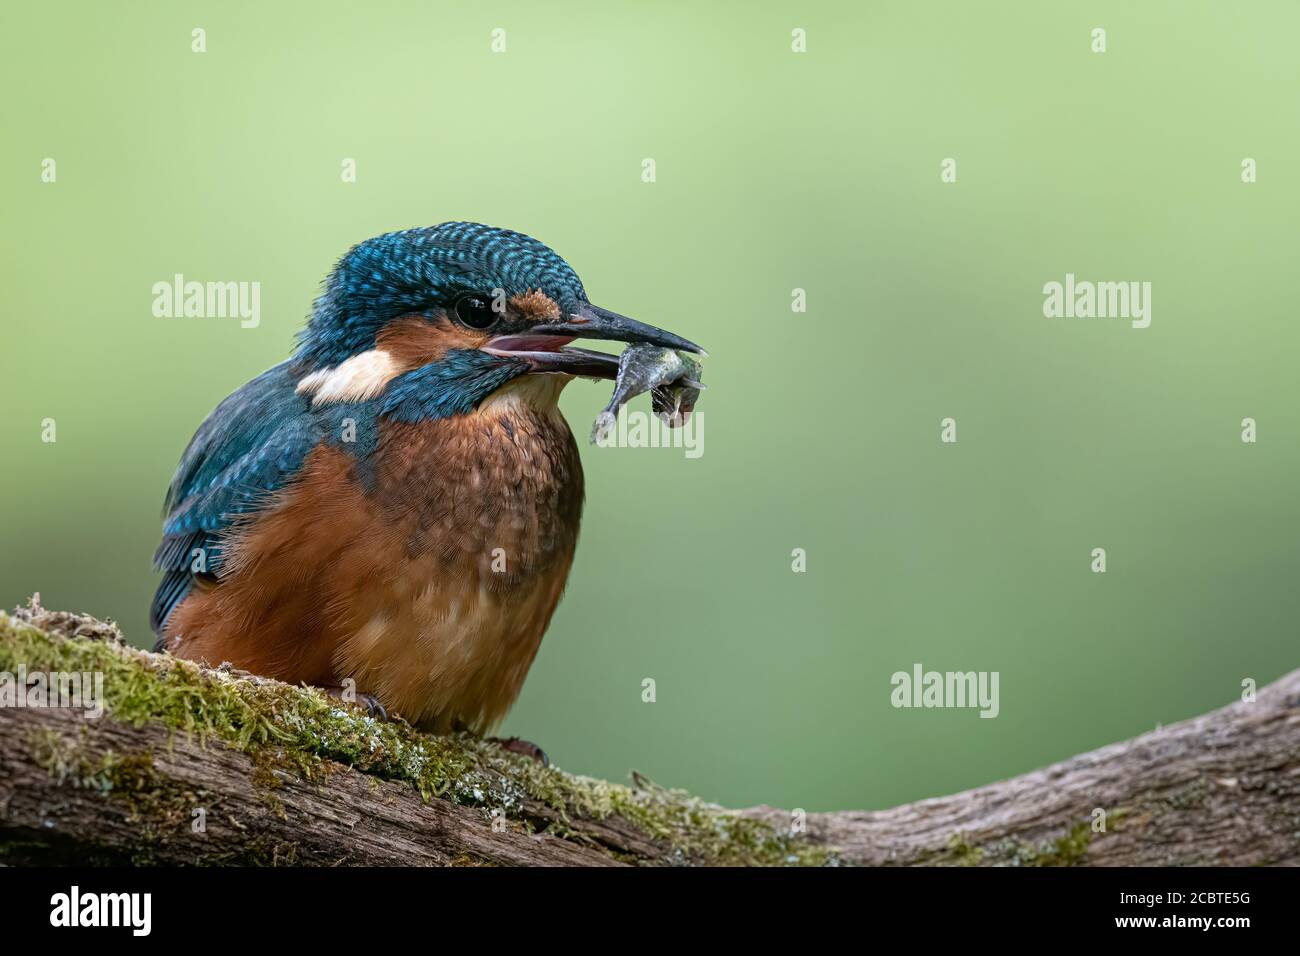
150 361 318 643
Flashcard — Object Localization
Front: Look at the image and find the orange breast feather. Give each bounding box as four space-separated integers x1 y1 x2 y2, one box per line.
165 397 584 732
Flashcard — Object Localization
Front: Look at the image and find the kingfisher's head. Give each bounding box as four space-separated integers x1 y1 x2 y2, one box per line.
292 223 702 413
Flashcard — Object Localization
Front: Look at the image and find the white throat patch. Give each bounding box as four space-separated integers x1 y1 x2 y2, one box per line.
296 349 402 406
479 372 571 417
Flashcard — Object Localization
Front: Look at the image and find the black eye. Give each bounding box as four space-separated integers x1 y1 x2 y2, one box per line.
454 294 499 330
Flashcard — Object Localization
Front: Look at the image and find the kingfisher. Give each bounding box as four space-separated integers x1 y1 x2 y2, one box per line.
151 222 703 743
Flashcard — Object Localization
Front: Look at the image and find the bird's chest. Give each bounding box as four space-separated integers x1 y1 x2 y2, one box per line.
331 388 585 730
373 392 585 573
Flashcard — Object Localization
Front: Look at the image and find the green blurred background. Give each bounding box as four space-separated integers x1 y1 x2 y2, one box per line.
3 1 1297 812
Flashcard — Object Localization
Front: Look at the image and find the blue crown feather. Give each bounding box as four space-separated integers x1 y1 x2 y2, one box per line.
295 222 588 369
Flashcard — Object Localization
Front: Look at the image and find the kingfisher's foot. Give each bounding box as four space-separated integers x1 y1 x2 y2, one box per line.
488 736 550 767
315 684 389 722
356 694 388 721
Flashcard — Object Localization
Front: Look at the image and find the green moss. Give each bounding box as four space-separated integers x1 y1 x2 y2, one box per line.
946 832 984 866
937 816 1110 867
997 820 1093 867
0 611 835 866
28 727 159 794
1041 820 1092 866
1104 806 1131 832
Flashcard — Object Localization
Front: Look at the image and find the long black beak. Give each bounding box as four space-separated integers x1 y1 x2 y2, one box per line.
483 302 704 380
545 303 706 355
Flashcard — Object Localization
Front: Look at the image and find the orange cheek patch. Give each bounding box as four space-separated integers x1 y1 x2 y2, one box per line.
376 314 490 368
510 289 561 323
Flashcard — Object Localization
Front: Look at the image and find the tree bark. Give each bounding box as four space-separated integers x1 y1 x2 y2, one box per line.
749 668 1300 866
1 606 1297 866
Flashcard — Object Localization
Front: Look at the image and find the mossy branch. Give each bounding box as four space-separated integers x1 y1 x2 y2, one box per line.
1 601 1297 866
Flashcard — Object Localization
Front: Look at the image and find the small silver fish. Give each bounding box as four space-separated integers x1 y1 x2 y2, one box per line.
590 344 705 443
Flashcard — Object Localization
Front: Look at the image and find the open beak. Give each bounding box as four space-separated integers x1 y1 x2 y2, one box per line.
484 303 705 380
